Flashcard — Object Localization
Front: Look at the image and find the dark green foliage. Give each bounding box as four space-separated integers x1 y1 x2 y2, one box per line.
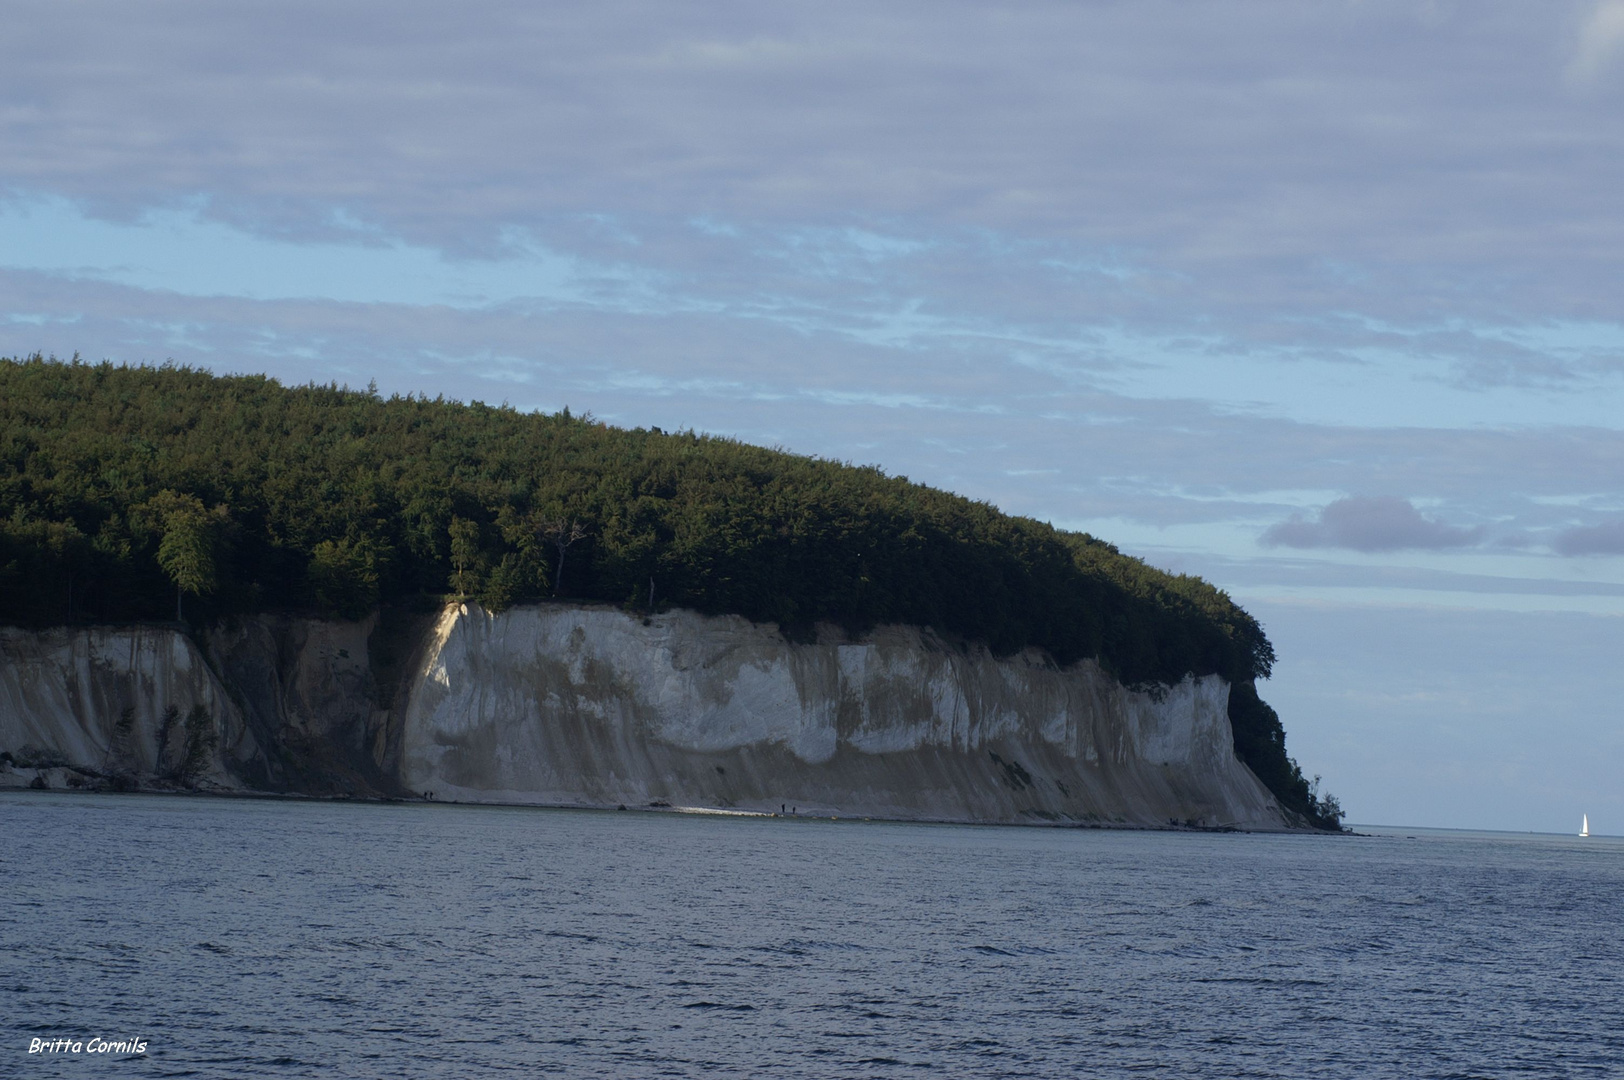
180 704 218 784
0 355 1338 825
447 517 482 598
308 535 383 620
1228 681 1345 830
101 705 138 778
154 704 179 772
146 489 229 620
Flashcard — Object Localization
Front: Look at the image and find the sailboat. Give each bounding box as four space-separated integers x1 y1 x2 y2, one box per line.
1580 814 1589 838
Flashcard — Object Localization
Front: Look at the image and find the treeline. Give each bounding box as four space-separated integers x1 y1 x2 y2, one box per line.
0 356 1341 828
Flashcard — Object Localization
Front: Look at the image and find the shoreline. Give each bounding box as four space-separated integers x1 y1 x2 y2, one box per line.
0 783 1314 834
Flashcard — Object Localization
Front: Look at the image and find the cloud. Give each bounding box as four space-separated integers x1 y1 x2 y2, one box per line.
1162 550 1624 601
3 1 1624 334
1553 520 1624 555
1261 497 1485 552
1570 0 1624 82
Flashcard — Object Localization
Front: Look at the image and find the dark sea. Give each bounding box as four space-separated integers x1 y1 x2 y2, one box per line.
3 793 1621 1079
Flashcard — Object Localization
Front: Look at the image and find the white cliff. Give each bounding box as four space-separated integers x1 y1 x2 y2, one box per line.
0 615 395 794
400 604 1289 828
0 624 251 790
1 603 1291 829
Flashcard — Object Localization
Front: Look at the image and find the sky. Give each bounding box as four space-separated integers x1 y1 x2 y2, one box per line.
3 0 1622 833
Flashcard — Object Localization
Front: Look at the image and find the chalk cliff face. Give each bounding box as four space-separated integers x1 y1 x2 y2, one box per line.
0 624 252 791
1 603 1290 829
401 604 1287 828
0 616 397 795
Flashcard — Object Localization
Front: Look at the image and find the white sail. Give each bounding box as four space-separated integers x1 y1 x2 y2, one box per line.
1580 814 1589 837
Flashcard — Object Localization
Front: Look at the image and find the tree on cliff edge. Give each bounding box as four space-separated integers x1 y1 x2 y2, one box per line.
541 516 587 597
448 516 482 597
147 491 221 622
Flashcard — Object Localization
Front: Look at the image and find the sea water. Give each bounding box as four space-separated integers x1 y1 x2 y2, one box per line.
2 792 1620 1078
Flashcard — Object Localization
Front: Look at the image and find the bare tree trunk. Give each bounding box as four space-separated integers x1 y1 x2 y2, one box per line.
543 519 586 597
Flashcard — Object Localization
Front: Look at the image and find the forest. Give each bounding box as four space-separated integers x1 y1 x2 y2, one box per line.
0 355 1342 829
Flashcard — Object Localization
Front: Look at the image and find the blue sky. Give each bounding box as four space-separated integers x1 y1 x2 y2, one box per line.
5 0 1623 831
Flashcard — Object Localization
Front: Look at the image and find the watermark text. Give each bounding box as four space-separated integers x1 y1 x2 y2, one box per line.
28 1036 148 1055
